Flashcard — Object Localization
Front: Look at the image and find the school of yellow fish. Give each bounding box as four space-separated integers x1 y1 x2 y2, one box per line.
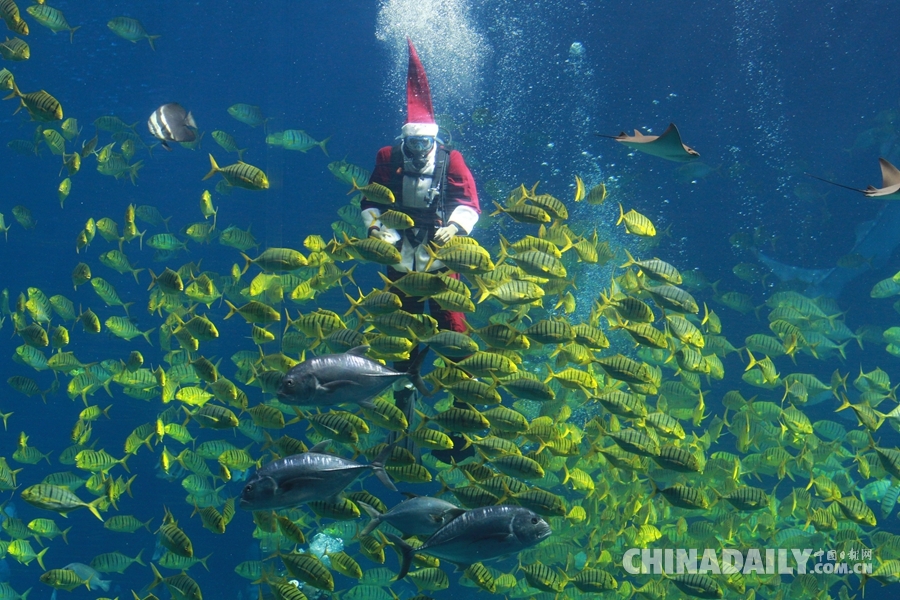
3 4 900 600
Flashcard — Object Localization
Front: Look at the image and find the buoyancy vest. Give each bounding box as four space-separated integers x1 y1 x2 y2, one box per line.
385 142 450 230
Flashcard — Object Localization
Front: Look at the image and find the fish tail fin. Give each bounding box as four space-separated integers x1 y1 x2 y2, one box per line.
134 548 146 566
129 160 144 185
377 270 394 292
239 252 253 275
69 26 81 43
319 136 332 157
203 154 220 181
837 340 849 360
147 35 161 51
224 300 238 320
743 349 759 372
35 547 47 571
384 532 415 579
423 243 439 272
343 289 364 318
60 526 71 544
3 80 20 101
497 234 511 265
561 463 571 486
407 347 431 397
474 276 491 304
149 563 163 590
342 263 358 287
621 248 637 269
616 202 625 226
357 501 382 537
370 444 397 492
558 232 574 255
835 392 852 413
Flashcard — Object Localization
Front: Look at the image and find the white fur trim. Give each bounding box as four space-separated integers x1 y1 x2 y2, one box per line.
401 123 439 137
381 228 401 244
447 205 480 235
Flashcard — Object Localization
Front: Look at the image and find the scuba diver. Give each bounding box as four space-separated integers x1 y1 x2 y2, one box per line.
360 39 481 462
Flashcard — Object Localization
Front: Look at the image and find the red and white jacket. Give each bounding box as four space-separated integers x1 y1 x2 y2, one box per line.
361 143 480 272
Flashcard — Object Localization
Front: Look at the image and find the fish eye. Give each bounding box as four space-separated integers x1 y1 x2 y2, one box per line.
283 380 293 388
244 483 253 492
531 517 538 524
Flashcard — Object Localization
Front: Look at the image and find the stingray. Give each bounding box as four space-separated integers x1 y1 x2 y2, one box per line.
758 201 900 298
597 122 700 162
806 157 900 200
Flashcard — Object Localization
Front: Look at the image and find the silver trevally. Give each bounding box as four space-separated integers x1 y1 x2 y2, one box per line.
239 440 396 511
386 505 553 579
359 494 465 538
276 345 429 409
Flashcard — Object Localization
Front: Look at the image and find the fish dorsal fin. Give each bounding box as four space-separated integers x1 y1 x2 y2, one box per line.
441 507 467 521
308 439 332 453
346 345 370 356
879 158 900 188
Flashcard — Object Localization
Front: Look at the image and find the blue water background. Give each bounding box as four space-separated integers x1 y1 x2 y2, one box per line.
0 0 898 598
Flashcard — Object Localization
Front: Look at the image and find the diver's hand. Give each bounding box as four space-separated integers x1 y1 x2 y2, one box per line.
368 226 400 244
434 223 462 245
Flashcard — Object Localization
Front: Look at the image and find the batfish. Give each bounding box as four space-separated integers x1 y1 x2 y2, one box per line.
148 103 197 150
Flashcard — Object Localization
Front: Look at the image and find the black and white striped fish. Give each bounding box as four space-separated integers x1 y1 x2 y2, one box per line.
147 103 197 149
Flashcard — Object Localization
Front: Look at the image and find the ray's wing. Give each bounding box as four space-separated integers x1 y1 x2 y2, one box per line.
863 158 900 199
651 123 700 161
879 158 900 188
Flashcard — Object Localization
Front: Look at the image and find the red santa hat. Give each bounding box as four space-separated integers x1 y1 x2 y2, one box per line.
401 38 439 138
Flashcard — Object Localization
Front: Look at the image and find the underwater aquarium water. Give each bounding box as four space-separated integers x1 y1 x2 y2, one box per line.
0 1 899 599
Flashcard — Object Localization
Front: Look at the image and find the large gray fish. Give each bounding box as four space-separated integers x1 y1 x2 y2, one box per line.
359 494 465 538
277 345 429 409
386 505 552 579
239 440 396 511
147 102 197 150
